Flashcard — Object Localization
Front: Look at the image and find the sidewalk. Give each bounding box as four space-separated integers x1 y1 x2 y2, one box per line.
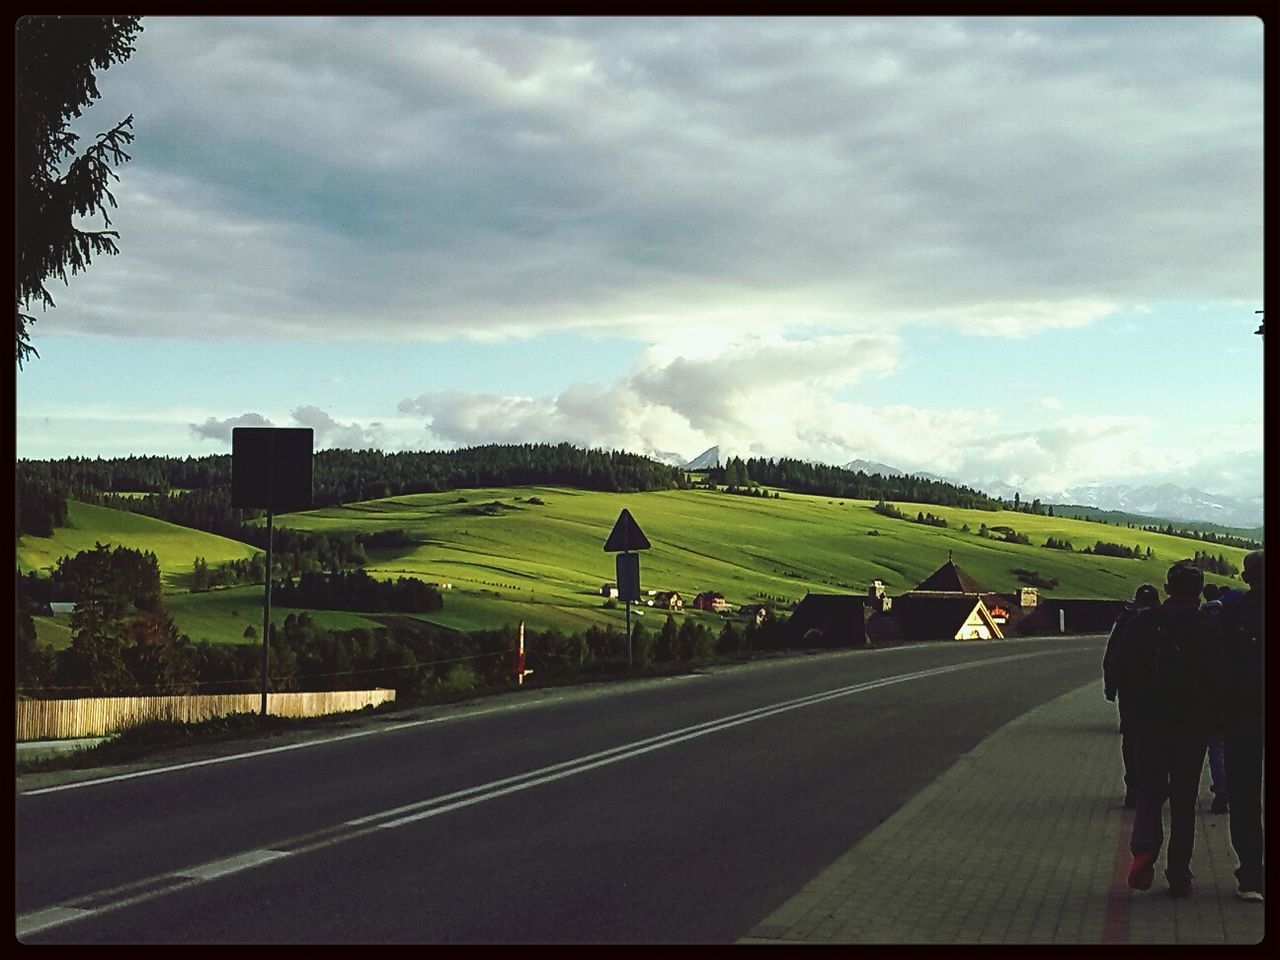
741 682 1265 944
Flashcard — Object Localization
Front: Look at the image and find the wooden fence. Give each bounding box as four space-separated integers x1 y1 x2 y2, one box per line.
15 689 396 741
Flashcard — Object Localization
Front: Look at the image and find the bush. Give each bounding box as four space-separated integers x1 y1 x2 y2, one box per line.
439 663 477 694
631 622 652 669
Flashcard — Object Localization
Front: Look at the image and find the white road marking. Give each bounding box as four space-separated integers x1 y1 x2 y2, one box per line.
177 849 291 881
17 906 97 939
20 721 432 796
16 649 1060 936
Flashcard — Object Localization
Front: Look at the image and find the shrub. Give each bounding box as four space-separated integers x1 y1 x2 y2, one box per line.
439 663 477 694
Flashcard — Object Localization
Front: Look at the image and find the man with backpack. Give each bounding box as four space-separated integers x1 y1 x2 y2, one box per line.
1103 583 1161 807
1122 560 1223 898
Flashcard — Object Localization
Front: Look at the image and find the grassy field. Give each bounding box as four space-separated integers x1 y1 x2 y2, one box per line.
17 500 260 591
22 487 1254 648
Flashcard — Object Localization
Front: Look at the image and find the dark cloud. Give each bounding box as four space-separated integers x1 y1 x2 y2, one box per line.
52 16 1259 343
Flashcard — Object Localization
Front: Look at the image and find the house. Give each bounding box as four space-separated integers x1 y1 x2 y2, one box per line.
738 603 770 626
601 583 619 599
913 559 985 594
692 591 730 613
787 593 869 646
651 591 683 611
890 592 1005 641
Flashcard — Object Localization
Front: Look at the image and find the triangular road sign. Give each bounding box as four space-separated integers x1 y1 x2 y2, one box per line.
603 508 651 552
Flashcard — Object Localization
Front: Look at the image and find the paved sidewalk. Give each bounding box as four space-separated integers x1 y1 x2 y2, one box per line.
741 682 1265 944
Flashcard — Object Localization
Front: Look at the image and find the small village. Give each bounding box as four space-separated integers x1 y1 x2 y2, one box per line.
602 556 1128 646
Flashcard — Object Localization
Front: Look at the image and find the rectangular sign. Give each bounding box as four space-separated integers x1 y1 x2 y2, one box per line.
231 427 314 513
615 552 641 602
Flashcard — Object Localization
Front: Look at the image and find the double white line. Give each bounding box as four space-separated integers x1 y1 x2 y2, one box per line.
18 649 1055 938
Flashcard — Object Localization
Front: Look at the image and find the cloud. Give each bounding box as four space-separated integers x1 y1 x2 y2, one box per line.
396 335 1262 501
289 405 384 449
47 16 1259 346
190 412 274 442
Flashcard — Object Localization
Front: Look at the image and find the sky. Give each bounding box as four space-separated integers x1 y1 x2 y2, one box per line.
15 16 1265 505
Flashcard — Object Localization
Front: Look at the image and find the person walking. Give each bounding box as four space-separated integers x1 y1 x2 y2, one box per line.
1102 583 1160 807
1121 560 1222 898
1220 550 1264 902
1201 583 1230 814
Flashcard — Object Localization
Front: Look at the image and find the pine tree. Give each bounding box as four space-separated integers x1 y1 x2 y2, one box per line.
16 16 143 366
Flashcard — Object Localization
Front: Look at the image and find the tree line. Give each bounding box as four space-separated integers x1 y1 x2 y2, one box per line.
17 443 686 508
709 456 1002 510
273 569 444 614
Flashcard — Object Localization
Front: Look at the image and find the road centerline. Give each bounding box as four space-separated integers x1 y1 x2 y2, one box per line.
17 648 1062 939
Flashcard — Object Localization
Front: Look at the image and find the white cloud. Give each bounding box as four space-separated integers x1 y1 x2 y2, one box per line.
290 405 384 450
190 412 274 442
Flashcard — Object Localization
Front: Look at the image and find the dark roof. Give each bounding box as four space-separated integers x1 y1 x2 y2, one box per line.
890 593 994 641
788 593 868 646
913 560 984 594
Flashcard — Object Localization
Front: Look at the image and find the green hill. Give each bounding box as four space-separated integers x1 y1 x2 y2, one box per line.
16 500 261 591
23 488 1252 648
279 485 1251 625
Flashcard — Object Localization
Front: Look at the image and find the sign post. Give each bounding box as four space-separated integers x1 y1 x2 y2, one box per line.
603 508 651 667
231 427 313 717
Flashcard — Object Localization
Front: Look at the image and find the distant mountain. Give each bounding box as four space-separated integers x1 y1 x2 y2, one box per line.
1055 483 1263 530
683 446 720 470
974 478 1262 529
843 459 905 477
646 449 688 467
681 446 1261 528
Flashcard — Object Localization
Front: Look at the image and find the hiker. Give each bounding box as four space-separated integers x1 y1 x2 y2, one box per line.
1102 583 1160 807
1200 583 1229 814
1220 550 1264 902
1122 560 1223 898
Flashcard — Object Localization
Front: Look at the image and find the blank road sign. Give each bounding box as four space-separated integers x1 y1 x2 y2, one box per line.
616 552 641 601
231 427 314 513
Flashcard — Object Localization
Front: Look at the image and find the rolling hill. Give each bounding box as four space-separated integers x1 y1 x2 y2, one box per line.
20 487 1253 648
17 500 261 591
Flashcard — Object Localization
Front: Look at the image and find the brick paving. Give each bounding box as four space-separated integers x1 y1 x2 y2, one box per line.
740 683 1265 944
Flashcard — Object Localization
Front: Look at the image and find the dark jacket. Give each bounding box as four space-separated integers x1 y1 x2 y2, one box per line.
1102 603 1144 707
1117 599 1223 736
1220 586 1263 735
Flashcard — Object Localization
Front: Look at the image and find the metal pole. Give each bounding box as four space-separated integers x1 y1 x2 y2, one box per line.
260 509 273 718
626 599 632 667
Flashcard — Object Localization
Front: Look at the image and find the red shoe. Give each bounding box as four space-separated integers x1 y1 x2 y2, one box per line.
1128 851 1155 891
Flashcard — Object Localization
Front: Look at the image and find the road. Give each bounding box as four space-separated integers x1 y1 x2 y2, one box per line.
17 635 1106 943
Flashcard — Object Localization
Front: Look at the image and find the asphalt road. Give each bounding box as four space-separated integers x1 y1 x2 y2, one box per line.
17 635 1107 943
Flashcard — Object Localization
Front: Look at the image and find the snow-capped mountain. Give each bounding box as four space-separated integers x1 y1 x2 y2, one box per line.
968 479 1262 529
645 449 689 467
671 443 1262 528
843 459 906 477
683 446 721 470
1056 484 1263 529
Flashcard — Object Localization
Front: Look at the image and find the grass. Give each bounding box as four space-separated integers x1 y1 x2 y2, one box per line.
281 484 1251 617
163 586 389 646
17 500 260 592
21 486 1254 646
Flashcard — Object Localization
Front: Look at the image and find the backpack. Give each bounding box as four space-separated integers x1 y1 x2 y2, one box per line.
1128 605 1209 727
